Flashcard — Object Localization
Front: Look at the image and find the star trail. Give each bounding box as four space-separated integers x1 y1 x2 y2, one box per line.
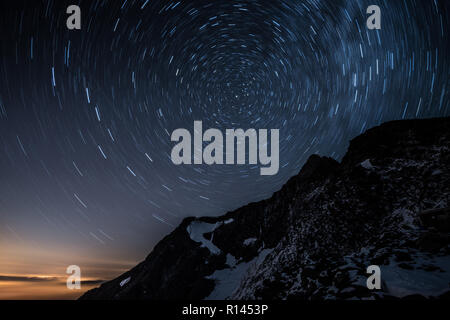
0 0 449 297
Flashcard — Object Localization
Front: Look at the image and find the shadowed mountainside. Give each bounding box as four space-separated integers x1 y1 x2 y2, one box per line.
81 117 450 300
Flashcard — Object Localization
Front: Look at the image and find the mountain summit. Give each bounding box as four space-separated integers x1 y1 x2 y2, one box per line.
81 117 450 300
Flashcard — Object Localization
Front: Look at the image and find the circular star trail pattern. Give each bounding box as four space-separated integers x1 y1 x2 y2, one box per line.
0 0 449 259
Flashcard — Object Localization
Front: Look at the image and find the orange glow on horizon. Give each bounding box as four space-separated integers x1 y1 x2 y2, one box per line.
0 245 137 299
0 226 141 299
0 273 103 299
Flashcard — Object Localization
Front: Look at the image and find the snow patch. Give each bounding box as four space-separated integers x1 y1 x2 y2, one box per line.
120 276 131 287
187 221 221 255
382 255 450 297
205 249 273 300
225 254 237 267
360 159 374 169
243 238 257 246
391 208 418 229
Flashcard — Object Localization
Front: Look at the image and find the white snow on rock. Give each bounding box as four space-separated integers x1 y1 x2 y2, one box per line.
223 218 234 224
391 208 418 230
186 221 221 255
225 254 237 267
205 249 273 300
382 255 450 298
360 159 374 169
243 238 257 246
120 276 131 287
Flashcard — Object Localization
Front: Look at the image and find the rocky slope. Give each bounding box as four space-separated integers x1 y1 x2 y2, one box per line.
81 117 450 300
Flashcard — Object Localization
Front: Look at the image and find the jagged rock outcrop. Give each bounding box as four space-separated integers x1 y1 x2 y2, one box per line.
81 117 450 300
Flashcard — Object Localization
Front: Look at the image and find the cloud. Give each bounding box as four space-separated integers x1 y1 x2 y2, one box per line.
0 275 105 285
0 275 58 282
79 279 105 285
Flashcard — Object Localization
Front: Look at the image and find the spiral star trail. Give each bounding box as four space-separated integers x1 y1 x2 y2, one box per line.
0 0 449 297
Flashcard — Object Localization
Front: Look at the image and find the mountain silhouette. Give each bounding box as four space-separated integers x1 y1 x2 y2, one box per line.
81 117 450 300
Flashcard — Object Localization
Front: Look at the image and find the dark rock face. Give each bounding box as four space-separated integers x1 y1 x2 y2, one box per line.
80 117 450 300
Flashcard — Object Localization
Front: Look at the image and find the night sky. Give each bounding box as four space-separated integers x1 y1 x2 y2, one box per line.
0 0 449 298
